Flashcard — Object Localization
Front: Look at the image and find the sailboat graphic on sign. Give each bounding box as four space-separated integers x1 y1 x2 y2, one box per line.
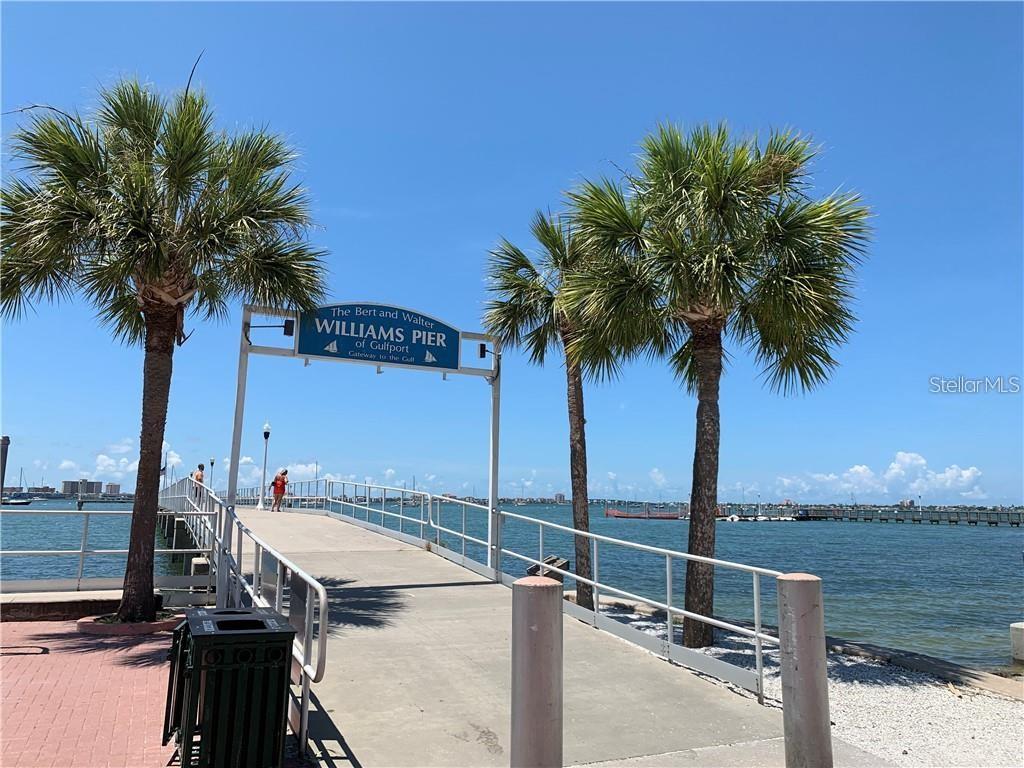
424 350 436 364
324 340 338 353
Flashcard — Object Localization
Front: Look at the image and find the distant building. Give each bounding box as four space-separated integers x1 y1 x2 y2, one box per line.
554 492 566 504
898 498 916 508
105 483 121 495
27 486 56 494
61 479 102 495
2 486 21 494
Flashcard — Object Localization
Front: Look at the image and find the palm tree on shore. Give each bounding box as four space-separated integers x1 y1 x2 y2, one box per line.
1 80 327 622
566 123 870 646
484 211 609 611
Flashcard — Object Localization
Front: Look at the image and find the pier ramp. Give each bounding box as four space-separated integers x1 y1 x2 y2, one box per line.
235 507 884 767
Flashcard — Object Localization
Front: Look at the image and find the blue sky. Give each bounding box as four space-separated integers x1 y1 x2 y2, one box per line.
2 2 1021 504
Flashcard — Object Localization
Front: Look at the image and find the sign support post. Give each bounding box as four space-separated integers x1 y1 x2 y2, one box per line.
487 341 502 577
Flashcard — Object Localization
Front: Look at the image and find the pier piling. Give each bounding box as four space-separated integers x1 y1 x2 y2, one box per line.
1012 623 1024 663
777 573 833 768
510 575 562 768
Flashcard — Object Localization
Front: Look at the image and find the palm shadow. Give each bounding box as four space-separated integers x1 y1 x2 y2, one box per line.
19 628 172 668
310 575 406 634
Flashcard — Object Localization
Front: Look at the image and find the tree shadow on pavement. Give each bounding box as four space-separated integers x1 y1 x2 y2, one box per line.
312 576 406 634
19 628 171 667
284 689 364 768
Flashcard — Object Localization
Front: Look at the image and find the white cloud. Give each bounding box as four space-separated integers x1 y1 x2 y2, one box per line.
59 459 77 471
284 462 329 482
32 459 49 470
607 472 617 481
649 467 667 488
777 451 986 502
383 468 396 482
776 475 811 496
92 453 141 481
106 437 135 455
96 454 118 473
960 486 988 500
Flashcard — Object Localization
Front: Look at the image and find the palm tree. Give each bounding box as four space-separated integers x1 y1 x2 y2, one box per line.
566 123 870 647
1 80 327 622
484 211 611 611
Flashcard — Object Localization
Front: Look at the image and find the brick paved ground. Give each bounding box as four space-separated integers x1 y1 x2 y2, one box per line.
0 621 176 768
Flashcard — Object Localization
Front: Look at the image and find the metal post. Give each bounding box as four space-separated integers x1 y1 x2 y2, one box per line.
777 573 832 768
665 555 672 646
227 306 251 509
753 573 764 704
77 512 91 582
258 428 270 510
510 576 562 768
0 435 9 496
487 344 502 577
299 593 315 753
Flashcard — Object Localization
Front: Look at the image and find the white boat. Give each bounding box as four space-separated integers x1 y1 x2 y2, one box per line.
3 468 32 505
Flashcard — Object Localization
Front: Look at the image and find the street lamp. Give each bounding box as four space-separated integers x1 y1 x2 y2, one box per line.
209 457 215 492
257 421 271 510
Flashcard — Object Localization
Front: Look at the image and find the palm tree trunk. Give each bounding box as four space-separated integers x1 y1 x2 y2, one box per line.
116 307 177 622
683 322 723 648
564 343 594 611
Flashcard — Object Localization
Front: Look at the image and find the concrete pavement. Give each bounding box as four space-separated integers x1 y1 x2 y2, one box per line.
236 508 885 767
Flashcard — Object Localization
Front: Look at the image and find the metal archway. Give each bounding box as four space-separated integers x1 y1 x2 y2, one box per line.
225 302 503 571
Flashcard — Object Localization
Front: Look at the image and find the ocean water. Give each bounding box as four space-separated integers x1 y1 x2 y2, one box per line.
3 498 1022 670
0 499 181 580
429 502 1024 670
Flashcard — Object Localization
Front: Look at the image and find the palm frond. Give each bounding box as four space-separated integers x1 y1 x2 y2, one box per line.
566 121 870 394
1 79 327 339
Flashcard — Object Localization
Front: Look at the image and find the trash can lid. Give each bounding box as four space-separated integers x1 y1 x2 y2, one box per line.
185 606 294 637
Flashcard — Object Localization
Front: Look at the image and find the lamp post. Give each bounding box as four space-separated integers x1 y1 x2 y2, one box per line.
257 421 271 510
1 435 9 499
209 457 215 493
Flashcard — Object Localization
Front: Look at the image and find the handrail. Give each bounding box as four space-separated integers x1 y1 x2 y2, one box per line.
426 492 780 699
170 477 329 683
237 477 787 702
499 508 783 578
227 510 329 684
0 507 216 588
161 477 330 752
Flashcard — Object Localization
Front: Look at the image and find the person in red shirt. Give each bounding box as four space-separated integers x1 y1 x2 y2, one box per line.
270 469 288 511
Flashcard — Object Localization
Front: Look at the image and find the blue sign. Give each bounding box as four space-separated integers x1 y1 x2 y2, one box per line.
297 303 462 371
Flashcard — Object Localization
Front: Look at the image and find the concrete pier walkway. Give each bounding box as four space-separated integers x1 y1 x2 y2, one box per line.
236 508 885 767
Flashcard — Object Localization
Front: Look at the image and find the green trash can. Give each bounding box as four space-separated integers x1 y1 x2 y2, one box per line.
163 607 296 768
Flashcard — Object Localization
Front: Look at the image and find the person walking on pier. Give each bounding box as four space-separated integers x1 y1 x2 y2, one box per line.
271 469 288 511
192 464 205 499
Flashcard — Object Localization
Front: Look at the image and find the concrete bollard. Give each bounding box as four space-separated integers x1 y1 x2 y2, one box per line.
1012 623 1024 663
510 576 563 768
777 573 833 768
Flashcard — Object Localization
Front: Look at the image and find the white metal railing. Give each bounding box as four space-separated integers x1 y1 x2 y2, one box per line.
160 478 329 752
236 479 435 541
495 508 780 700
0 507 215 597
238 478 783 699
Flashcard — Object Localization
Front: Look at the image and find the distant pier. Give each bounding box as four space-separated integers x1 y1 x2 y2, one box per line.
726 509 1022 526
